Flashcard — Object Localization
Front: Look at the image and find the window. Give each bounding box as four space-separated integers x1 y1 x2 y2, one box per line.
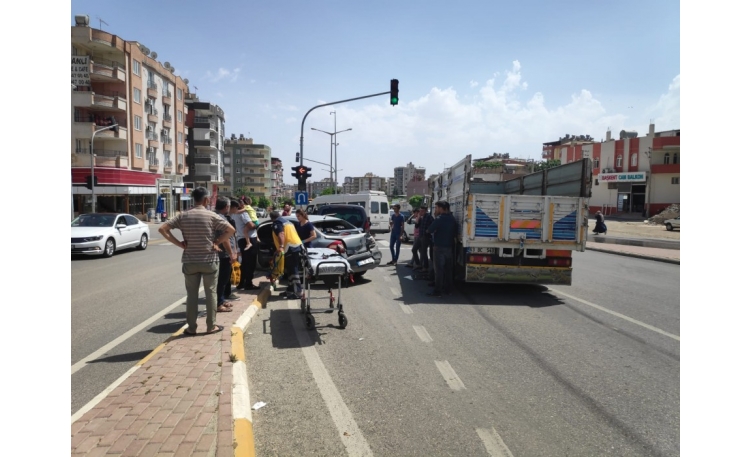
132 60 140 75
178 132 182 144
616 155 622 167
134 115 142 131
177 111 182 122
236 178 242 184
671 177 680 185
75 139 88 153
236 168 241 173
236 159 241 164
125 215 140 226
371 202 380 214
133 88 141 103
381 202 389 214
178 154 183 166
177 88 183 100
663 153 670 164
593 157 600 169
631 154 637 166
673 153 679 164
135 144 143 158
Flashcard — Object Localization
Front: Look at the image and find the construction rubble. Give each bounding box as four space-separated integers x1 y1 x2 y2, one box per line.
647 204 680 225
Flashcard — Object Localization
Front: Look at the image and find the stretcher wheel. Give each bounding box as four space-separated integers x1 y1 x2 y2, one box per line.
305 314 315 330
338 313 348 329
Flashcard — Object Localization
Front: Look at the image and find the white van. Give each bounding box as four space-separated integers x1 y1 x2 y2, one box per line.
307 191 391 233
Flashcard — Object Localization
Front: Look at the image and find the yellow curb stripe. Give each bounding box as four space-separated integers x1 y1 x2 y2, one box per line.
234 418 255 457
231 327 245 362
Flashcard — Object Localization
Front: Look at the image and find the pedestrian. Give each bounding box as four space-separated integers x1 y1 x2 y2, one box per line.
407 211 422 268
426 200 457 297
282 203 293 217
387 204 405 265
159 187 235 335
417 205 434 272
213 197 238 313
295 208 317 248
269 211 304 299
230 200 260 290
593 210 607 235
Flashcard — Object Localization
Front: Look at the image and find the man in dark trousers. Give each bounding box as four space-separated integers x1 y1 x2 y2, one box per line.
213 197 238 312
426 201 457 297
230 200 260 290
417 204 434 273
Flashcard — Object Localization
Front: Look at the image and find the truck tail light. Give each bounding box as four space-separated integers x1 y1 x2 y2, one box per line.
468 255 493 264
547 250 572 267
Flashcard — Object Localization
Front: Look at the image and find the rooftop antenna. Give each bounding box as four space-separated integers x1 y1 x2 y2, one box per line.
95 16 109 30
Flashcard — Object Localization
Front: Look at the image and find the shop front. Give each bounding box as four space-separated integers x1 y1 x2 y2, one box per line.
593 171 650 216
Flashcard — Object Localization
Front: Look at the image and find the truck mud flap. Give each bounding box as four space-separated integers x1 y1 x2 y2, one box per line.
464 264 572 285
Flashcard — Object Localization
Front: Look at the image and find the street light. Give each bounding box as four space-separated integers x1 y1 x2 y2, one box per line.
90 119 119 213
311 122 352 195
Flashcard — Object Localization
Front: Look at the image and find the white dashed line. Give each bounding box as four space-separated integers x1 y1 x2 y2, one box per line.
390 287 401 297
476 427 514 457
435 360 466 391
399 303 414 315
412 325 433 343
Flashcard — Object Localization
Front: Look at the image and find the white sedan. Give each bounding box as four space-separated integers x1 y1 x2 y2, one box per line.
71 213 150 257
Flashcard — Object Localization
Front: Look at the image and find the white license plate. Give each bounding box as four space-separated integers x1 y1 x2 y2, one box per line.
469 247 497 254
357 258 375 266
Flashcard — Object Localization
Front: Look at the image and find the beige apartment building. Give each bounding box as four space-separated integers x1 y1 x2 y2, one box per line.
223 135 273 200
71 15 189 217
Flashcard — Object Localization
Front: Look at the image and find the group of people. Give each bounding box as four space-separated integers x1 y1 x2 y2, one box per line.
387 201 459 298
158 188 261 336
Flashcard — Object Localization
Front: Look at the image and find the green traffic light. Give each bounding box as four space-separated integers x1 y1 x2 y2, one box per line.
391 97 398 105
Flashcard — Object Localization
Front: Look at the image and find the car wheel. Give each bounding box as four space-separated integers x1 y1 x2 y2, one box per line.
137 233 148 250
666 223 673 231
103 238 115 257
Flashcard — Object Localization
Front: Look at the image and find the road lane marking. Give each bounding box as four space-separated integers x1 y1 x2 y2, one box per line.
390 287 401 297
413 325 433 343
547 288 680 341
383 275 391 282
435 360 466 391
287 301 374 456
399 303 414 315
71 288 204 375
476 427 514 457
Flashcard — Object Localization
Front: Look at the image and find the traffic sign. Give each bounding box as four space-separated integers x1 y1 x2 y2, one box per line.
295 191 309 206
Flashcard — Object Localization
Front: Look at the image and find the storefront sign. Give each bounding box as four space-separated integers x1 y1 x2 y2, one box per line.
598 172 647 182
71 55 90 86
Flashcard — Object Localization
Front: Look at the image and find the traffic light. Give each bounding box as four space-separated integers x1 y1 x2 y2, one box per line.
291 166 300 179
107 116 119 134
85 175 98 190
295 152 300 162
300 166 311 179
390 79 399 106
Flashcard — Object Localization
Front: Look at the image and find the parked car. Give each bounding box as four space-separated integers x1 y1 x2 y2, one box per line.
71 213 150 257
255 207 267 218
310 204 371 234
664 216 680 231
254 215 382 277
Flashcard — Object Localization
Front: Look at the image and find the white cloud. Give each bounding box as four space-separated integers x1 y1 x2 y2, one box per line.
285 117 297 124
470 80 478 88
645 74 680 130
204 67 241 83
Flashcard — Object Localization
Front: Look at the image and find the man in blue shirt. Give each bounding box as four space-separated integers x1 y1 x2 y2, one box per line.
426 200 457 297
387 204 405 265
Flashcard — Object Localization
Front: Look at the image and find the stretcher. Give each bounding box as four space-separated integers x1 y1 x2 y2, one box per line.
299 247 352 330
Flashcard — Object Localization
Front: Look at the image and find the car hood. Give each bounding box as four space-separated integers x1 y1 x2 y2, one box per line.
71 226 113 237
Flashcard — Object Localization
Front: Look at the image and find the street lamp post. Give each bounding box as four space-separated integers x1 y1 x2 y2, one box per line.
90 123 119 213
311 125 351 195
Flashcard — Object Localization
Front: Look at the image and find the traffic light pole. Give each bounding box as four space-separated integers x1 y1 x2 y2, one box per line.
298 90 389 191
90 124 118 213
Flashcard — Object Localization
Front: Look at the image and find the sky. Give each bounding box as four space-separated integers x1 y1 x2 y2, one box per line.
70 0 680 185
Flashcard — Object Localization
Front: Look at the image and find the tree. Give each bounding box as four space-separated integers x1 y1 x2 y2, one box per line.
257 196 271 209
320 187 336 196
536 159 561 171
234 187 249 199
409 195 424 209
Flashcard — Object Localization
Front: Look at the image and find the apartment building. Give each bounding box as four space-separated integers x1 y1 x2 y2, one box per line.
223 134 272 200
71 15 189 217
185 95 225 203
271 157 283 201
307 178 336 197
549 123 680 216
393 162 426 195
338 173 388 193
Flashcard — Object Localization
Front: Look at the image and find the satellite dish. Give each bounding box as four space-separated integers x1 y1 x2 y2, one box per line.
164 62 171 68
140 45 150 55
150 51 158 59
183 79 189 85
169 67 175 73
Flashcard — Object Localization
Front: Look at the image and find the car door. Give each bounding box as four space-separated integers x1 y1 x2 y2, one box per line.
255 221 277 271
126 215 145 246
114 215 133 247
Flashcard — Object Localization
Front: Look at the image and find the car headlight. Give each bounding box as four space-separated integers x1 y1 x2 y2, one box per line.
83 235 103 242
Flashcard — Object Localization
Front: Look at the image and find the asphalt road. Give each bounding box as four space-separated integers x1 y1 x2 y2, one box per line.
71 226 199 414
245 245 679 456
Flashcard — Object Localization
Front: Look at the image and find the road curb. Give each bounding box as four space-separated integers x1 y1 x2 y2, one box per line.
231 284 272 457
586 246 680 265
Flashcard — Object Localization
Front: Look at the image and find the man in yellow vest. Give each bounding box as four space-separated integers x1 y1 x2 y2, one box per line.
270 211 304 299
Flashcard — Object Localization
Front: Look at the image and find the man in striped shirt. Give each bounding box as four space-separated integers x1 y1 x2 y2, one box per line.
159 187 235 336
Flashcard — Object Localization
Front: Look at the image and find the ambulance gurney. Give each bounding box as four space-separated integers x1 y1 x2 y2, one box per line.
299 247 352 330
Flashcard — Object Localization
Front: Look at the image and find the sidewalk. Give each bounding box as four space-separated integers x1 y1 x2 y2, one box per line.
585 240 680 265
71 277 270 457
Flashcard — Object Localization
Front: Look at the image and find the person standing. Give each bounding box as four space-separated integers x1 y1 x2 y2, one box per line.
159 187 234 335
213 197 238 312
417 205 434 272
407 211 422 268
269 211 304 299
387 204 405 265
295 209 317 248
426 201 457 297
282 203 292 217
230 200 260 291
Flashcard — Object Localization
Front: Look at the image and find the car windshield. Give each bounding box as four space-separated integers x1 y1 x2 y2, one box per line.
318 208 364 227
72 214 117 227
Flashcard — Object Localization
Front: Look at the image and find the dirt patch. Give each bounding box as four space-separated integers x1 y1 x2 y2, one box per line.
593 220 680 240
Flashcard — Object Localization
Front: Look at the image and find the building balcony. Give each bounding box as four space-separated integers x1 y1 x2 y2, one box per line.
193 117 217 131
650 163 680 174
147 111 159 124
147 135 160 149
162 94 172 105
162 115 172 129
148 158 160 172
73 90 127 111
163 161 173 174
193 139 218 149
147 81 158 98
72 148 128 168
90 60 126 83
163 138 172 151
